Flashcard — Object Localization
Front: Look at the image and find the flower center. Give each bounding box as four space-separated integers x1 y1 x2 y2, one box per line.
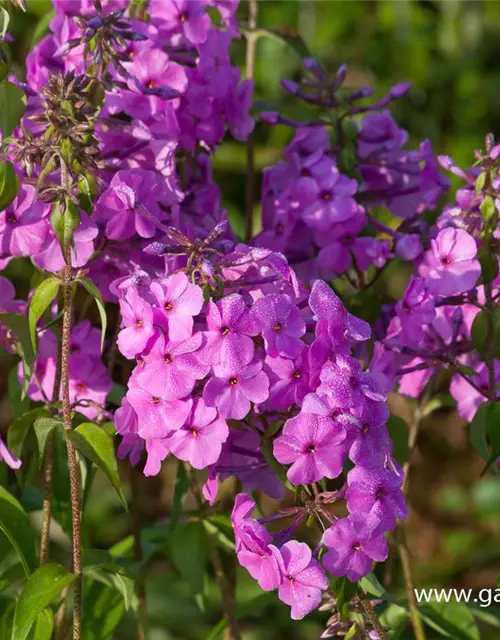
150 397 161 405
272 321 282 332
440 255 452 265
164 301 173 311
164 353 173 364
229 377 238 386
376 488 384 499
76 382 86 393
221 326 230 335
292 370 301 379
136 318 143 327
190 428 199 438
321 191 332 202
352 542 361 551
275 223 284 234
146 80 155 89
179 11 187 22
306 444 316 453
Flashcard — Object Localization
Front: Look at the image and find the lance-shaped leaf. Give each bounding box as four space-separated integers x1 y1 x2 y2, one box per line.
0 161 19 211
249 26 311 59
11 563 75 640
28 278 60 352
64 422 127 511
0 79 26 138
0 486 36 577
33 417 63 468
7 407 49 459
77 276 107 352
1 314 35 396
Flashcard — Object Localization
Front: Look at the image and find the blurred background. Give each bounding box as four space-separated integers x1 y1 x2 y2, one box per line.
3 1 500 638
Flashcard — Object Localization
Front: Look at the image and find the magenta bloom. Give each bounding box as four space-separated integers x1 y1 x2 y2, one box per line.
346 467 407 530
95 169 172 241
202 293 258 367
318 355 386 412
203 359 269 420
150 0 211 44
117 288 155 359
137 332 209 400
395 277 435 345
322 514 389 582
421 227 480 296
231 494 282 591
265 343 311 411
0 185 49 258
166 398 228 469
273 411 347 485
151 272 204 341
127 388 192 439
144 438 171 477
276 541 328 620
251 294 305 358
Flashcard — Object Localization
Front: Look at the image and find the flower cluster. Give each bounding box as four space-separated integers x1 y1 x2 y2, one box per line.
112 235 406 613
374 139 500 423
256 59 449 281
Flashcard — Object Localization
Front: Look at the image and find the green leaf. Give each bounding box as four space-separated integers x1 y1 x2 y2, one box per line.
7 408 49 459
471 308 500 359
251 26 310 59
0 161 19 211
77 276 107 353
2 314 36 397
107 383 125 406
83 561 135 612
50 199 80 252
12 563 75 640
469 402 500 476
81 581 125 639
478 245 499 285
480 195 497 222
206 593 274 640
33 418 63 468
359 572 386 598
28 610 53 640
331 577 358 619
64 422 127 511
0 8 10 40
420 600 480 640
170 521 207 595
0 486 36 577
28 278 60 352
8 368 32 418
0 80 26 139
169 462 189 533
387 415 409 464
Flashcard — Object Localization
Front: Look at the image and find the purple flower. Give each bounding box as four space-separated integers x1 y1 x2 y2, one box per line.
231 493 282 591
150 0 211 44
201 293 258 367
346 466 408 530
251 294 305 358
421 227 480 296
276 541 328 620
67 356 112 420
395 277 435 345
273 411 347 485
127 388 192 439
94 169 173 241
322 514 389 582
318 355 386 410
344 399 391 467
0 185 49 258
265 343 311 411
296 157 358 230
203 358 269 419
309 280 371 346
151 272 204 341
166 398 228 469
117 288 155 359
144 437 171 477
137 332 209 401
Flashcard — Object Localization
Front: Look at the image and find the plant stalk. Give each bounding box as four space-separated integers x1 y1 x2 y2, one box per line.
61 248 83 640
130 467 147 640
245 0 258 242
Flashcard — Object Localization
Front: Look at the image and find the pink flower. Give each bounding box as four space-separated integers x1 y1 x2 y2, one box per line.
151 272 204 341
421 227 481 296
117 288 155 359
203 358 269 419
127 388 192 439
166 398 228 469
251 294 305 359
